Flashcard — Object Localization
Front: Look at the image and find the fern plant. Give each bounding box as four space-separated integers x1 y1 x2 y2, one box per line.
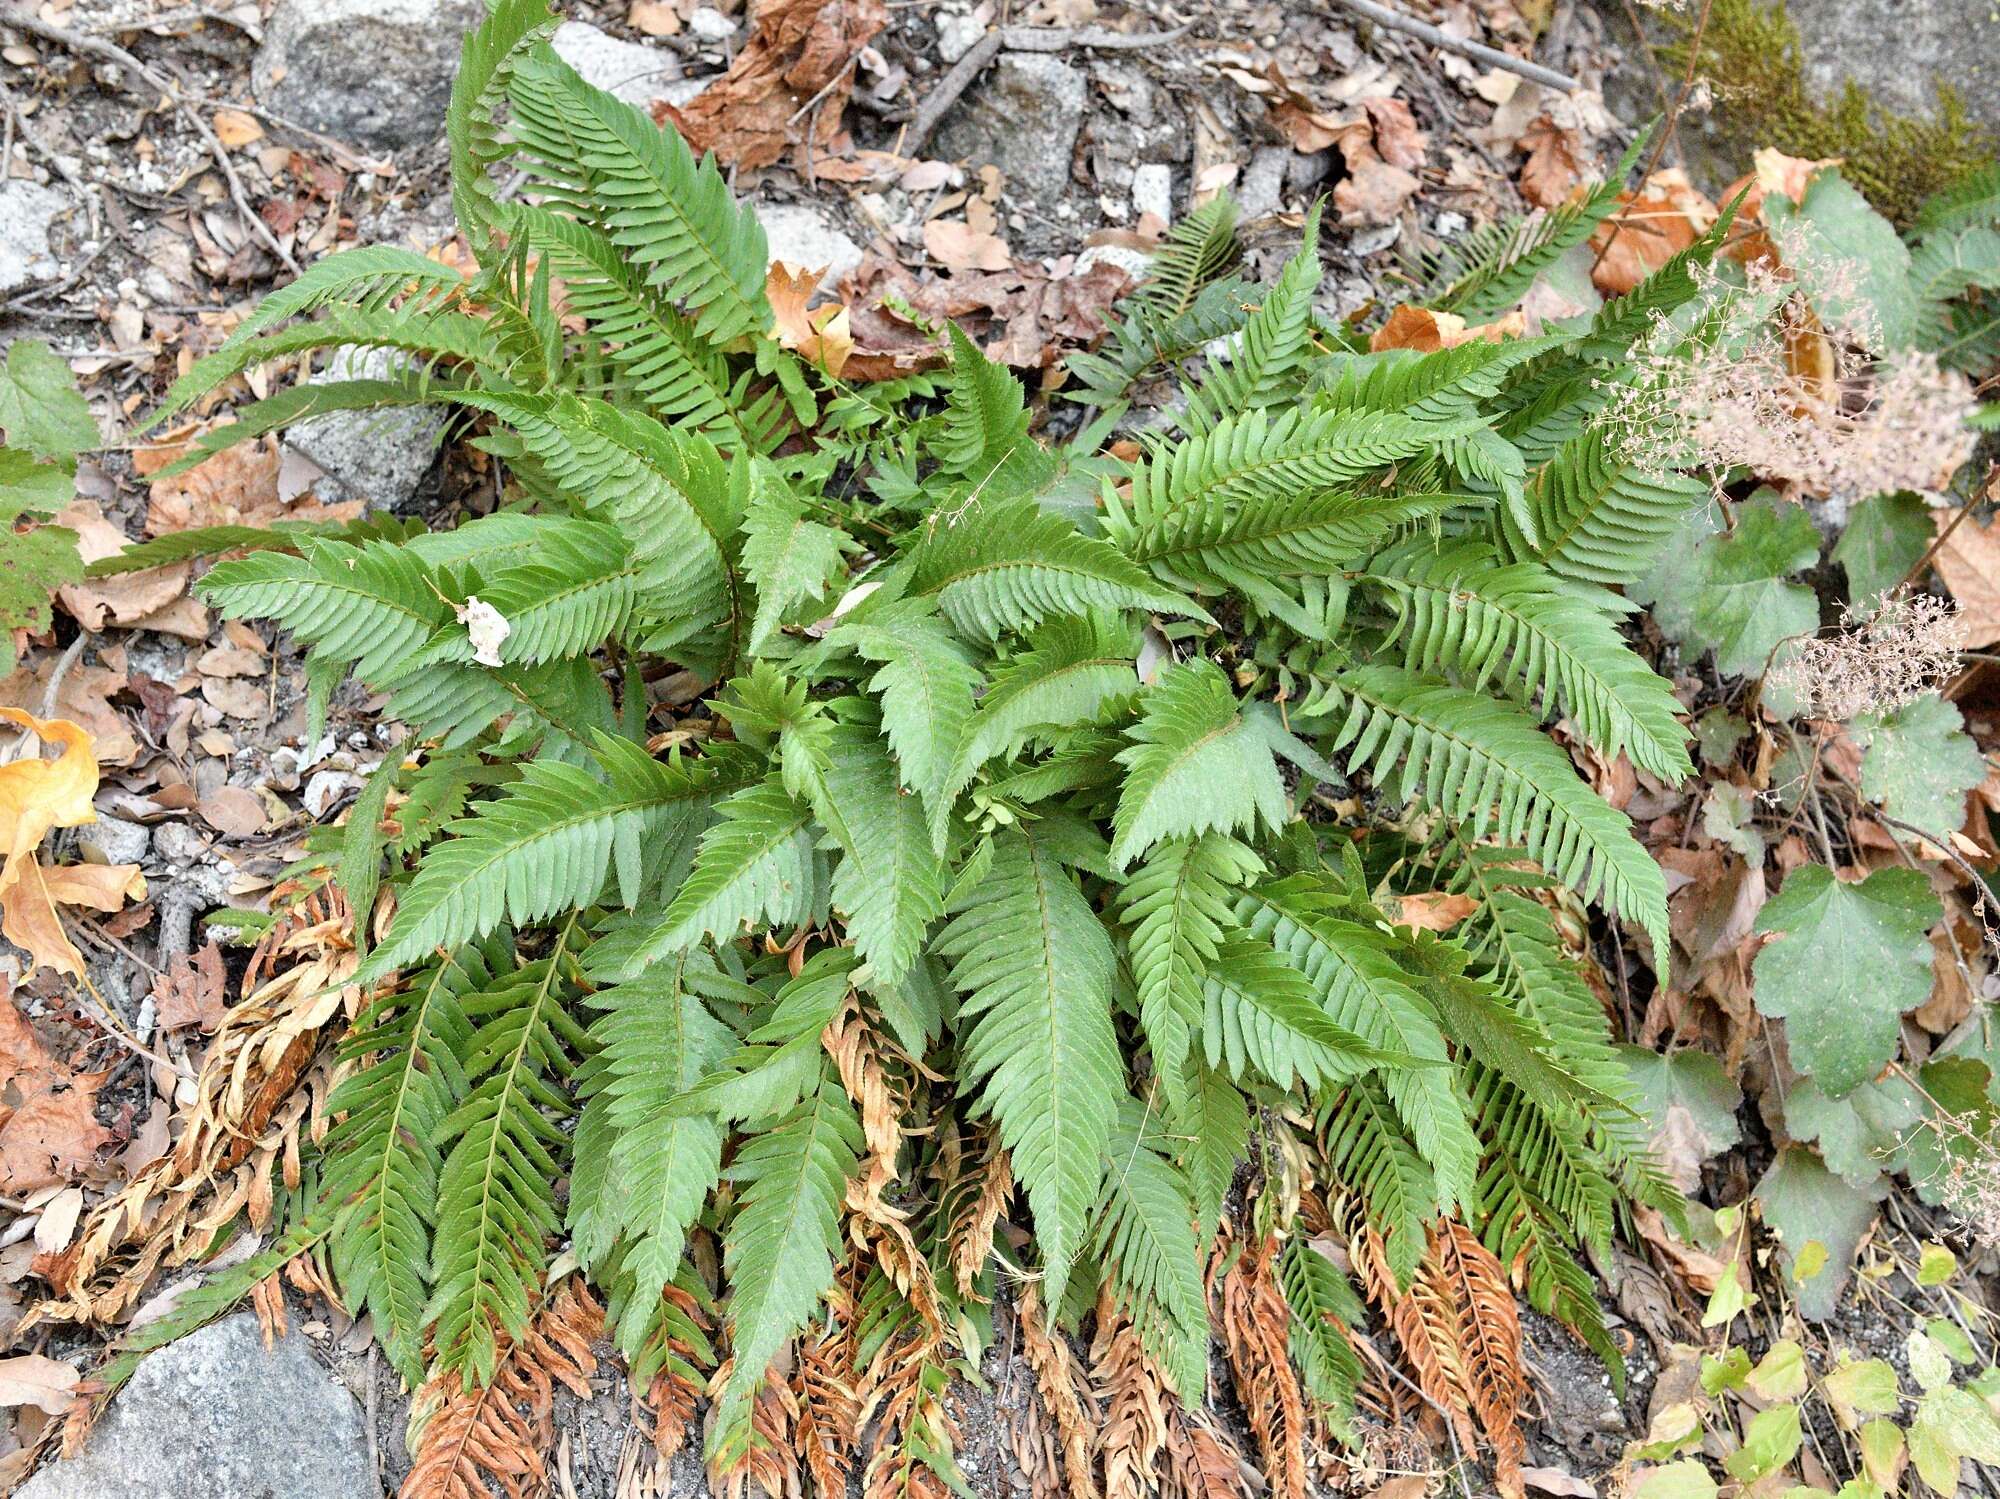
130 1 1748 1485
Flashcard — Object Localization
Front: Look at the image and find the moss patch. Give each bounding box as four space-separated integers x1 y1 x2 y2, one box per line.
1661 0 1994 224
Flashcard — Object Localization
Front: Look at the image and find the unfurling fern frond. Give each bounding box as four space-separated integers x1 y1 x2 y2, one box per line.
939 824 1123 1311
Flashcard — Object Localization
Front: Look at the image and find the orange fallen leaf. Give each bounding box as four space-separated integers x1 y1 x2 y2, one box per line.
0 860 146 980
1587 168 1718 296
1517 115 1585 209
0 997 111 1195
765 260 856 377
53 501 188 630
924 218 1012 273
1370 304 1527 353
1390 891 1480 932
1720 147 1842 267
211 109 264 149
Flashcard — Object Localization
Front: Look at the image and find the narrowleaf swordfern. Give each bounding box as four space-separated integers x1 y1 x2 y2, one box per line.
117 0 1735 1483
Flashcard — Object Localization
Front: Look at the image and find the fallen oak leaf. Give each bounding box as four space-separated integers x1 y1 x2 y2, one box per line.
924 218 1013 273
0 860 146 980
766 261 856 376
1370 304 1527 352
1588 168 1718 296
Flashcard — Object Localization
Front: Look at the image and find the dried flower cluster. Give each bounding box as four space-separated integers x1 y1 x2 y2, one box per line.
1931 1110 2000 1248
1767 593 1964 721
1602 258 1978 499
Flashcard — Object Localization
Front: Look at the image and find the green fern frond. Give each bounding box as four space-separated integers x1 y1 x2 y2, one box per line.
447 0 559 256
1321 1078 1437 1289
1365 538 1692 779
1119 833 1264 1108
819 724 947 986
1110 661 1288 870
365 736 732 975
1279 1231 1364 1439
1502 425 1708 586
427 943 583 1386
1313 665 1670 960
323 947 489 1383
571 952 733 1354
1182 202 1323 429
1096 1101 1209 1397
954 611 1138 783
711 1075 862 1462
1201 937 1383 1093
1135 195 1242 318
911 497 1200 641
202 537 449 684
506 49 771 345
938 823 1123 1311
1243 877 1479 1207
739 472 853 657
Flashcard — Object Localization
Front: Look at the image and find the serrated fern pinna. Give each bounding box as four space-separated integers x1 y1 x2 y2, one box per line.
149 0 1723 1479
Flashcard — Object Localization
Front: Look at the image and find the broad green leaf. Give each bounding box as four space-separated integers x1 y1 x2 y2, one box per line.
1763 170 1919 351
1634 490 1819 679
1752 866 1939 1097
1925 1315 1975 1363
1748 1340 1808 1401
0 340 98 459
1858 1419 1904 1489
0 524 83 664
1906 1329 1953 1394
1851 692 1985 837
1755 1146 1887 1319
1916 1242 1959 1287
1633 1403 1705 1461
1823 1358 1901 1424
1724 1403 1802 1482
1834 492 1932 608
0 446 72 517
1630 1461 1717 1499
1701 1345 1751 1393
1782 1074 1924 1189
1617 1044 1741 1190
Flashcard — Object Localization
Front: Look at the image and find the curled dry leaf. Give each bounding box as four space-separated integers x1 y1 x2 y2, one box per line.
1588 168 1719 296
1371 305 1527 353
767 260 856 376
655 0 887 169
1517 115 1586 209
1390 891 1480 932
137 434 361 535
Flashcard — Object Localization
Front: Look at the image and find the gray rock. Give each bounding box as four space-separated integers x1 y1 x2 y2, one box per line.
254 0 485 152
77 815 149 866
687 6 737 41
552 20 683 108
18 1313 373 1499
933 52 1087 205
1783 0 1999 137
1237 145 1291 222
287 346 447 513
758 202 865 284
934 12 987 64
1131 162 1173 223
0 182 68 295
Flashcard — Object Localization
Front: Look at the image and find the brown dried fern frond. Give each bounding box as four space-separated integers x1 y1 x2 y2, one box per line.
1017 1285 1104 1499
1090 1289 1169 1499
27 887 360 1328
401 1278 602 1499
1430 1218 1526 1499
707 1354 801 1499
947 1129 1012 1300
636 1282 715 1463
795 1309 862 1499
1215 1232 1309 1499
1160 1401 1256 1499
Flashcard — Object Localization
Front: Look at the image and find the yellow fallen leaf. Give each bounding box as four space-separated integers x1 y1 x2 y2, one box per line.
0 709 116 978
2 861 146 978
211 108 264 149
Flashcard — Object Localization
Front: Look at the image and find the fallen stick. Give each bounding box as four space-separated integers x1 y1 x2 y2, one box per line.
900 24 1190 151
1321 0 1580 91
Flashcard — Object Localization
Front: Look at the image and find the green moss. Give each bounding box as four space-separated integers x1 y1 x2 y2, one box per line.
1662 0 1994 224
